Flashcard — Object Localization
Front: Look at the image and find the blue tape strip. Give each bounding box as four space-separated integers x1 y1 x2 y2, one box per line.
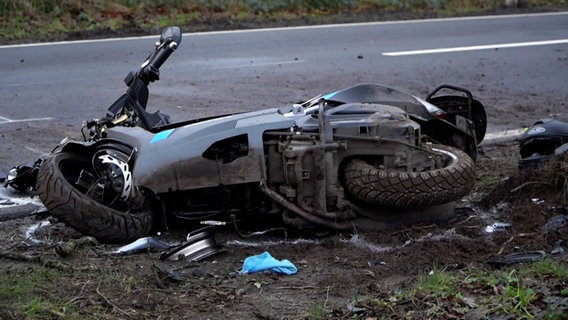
150 129 174 144
322 91 338 100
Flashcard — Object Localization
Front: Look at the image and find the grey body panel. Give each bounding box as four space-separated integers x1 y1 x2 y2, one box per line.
105 107 297 193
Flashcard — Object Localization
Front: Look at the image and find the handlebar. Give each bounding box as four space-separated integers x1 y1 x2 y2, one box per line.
151 41 178 70
103 26 182 132
138 26 182 84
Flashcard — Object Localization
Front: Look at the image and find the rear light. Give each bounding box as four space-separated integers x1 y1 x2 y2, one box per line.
414 96 447 120
431 109 447 119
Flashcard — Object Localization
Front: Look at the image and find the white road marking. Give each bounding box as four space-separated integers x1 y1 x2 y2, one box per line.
383 39 568 56
0 78 91 88
0 12 566 49
0 116 53 124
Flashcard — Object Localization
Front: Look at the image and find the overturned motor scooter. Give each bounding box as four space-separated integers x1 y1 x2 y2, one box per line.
5 26 487 243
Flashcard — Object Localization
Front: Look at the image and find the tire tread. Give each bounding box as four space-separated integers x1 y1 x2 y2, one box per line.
343 144 475 208
36 153 152 243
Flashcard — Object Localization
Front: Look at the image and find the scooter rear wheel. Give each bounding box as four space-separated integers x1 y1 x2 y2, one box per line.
36 151 153 243
342 144 475 208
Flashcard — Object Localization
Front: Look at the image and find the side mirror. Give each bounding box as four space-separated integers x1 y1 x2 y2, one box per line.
160 26 182 45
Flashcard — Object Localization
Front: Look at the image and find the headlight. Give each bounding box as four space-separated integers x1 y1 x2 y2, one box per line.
7 168 18 181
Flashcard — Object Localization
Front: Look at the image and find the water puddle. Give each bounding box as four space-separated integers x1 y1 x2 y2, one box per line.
226 238 319 247
346 228 471 254
0 188 44 208
23 220 51 245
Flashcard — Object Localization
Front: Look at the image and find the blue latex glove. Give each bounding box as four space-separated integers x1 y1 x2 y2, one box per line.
241 251 297 275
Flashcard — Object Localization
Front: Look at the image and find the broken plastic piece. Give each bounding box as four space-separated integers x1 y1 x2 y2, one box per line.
200 220 226 226
152 261 183 282
551 240 565 256
160 226 221 261
347 303 366 314
555 142 568 156
485 222 511 233
488 250 546 267
544 214 567 234
114 236 173 254
4 158 44 192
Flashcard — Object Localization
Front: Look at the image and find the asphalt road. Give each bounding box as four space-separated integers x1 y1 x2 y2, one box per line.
0 12 567 170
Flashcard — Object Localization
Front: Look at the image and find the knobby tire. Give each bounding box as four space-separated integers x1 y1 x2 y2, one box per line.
342 144 475 208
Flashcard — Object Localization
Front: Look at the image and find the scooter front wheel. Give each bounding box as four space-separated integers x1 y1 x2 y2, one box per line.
342 144 475 208
36 151 153 243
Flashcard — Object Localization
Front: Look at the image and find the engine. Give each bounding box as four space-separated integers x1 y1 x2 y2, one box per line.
263 104 424 228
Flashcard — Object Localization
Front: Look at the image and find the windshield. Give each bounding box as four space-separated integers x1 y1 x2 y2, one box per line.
326 83 419 104
304 83 432 119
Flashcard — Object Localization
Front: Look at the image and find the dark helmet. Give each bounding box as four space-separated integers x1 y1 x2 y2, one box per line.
518 118 568 169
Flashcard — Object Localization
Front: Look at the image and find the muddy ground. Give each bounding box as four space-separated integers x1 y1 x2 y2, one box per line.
1 136 567 319
1 91 568 319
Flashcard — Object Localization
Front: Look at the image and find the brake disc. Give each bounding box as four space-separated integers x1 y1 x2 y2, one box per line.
97 154 132 201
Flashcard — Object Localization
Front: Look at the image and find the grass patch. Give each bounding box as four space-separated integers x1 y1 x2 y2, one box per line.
522 259 568 280
344 261 568 319
0 257 151 319
0 266 84 319
416 268 456 294
307 304 328 319
1 0 567 43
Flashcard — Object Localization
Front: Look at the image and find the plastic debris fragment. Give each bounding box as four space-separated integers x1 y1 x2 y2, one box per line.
200 220 227 226
160 227 221 261
114 236 173 254
551 240 565 256
485 222 511 233
488 250 546 267
544 215 567 234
